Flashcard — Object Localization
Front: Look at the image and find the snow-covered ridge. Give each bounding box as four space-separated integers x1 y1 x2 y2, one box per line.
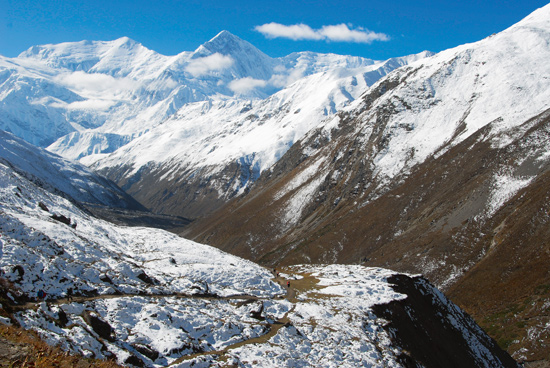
2 31 423 150
0 130 142 210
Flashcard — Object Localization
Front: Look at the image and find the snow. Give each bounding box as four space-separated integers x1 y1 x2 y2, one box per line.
1 159 411 366
1 31 431 204
229 265 407 368
274 156 325 201
0 130 140 209
1 6 549 365
0 148 516 366
0 157 282 299
486 173 534 216
0 147 413 366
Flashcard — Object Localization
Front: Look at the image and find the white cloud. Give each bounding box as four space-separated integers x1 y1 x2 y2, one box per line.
255 22 389 44
228 77 267 94
66 99 116 111
254 23 322 41
319 24 389 43
269 67 305 88
185 53 234 77
54 71 139 95
49 98 115 111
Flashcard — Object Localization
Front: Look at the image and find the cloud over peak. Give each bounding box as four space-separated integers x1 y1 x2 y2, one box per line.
228 77 267 94
185 53 234 77
255 23 389 44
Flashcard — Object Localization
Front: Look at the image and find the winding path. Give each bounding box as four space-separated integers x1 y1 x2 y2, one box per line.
11 268 321 366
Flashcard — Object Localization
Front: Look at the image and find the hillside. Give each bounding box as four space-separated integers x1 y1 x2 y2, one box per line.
185 4 550 363
0 133 519 367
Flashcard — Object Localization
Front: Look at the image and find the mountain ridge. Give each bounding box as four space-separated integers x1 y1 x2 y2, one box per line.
184 4 550 362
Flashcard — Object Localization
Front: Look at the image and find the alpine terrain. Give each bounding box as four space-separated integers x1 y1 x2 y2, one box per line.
0 2 548 367
0 127 518 367
186 4 550 364
0 30 431 219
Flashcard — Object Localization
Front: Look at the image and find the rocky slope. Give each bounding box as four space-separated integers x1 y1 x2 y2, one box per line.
0 128 518 367
185 4 550 363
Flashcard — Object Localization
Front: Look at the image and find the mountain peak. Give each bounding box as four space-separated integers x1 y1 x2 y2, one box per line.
195 30 269 60
108 36 142 50
210 30 241 42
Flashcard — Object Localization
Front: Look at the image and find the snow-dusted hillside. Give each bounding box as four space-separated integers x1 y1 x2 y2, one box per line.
0 124 517 367
276 2 550 214
0 159 515 367
0 130 143 210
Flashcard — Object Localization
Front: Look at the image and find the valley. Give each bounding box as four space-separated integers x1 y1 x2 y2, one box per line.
1 3 550 367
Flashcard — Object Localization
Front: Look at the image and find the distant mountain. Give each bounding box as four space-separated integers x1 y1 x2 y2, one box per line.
0 31 431 218
0 153 518 367
185 4 550 363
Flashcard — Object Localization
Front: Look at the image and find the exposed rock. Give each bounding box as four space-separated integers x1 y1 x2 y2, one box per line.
83 311 115 342
372 274 520 368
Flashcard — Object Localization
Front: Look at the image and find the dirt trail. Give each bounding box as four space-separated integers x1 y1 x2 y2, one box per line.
11 268 322 366
171 268 319 366
13 292 264 312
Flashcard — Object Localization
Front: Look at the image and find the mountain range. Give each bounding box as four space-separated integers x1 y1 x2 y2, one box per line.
1 2 550 367
0 30 431 218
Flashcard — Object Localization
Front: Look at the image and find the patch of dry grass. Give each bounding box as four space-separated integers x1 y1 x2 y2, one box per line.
0 324 122 368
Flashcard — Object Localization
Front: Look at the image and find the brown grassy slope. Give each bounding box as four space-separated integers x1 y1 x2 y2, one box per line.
185 108 550 362
447 169 550 362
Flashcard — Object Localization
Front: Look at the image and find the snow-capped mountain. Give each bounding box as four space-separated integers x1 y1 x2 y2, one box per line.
186 4 550 362
0 30 431 218
0 146 518 367
87 50 430 218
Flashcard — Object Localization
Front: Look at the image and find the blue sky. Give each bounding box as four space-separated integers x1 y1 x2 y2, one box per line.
1 0 548 60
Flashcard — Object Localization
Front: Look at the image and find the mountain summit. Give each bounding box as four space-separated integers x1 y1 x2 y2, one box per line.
195 30 268 59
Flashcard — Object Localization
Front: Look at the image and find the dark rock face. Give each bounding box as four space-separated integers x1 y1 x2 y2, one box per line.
83 311 115 342
372 274 520 368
